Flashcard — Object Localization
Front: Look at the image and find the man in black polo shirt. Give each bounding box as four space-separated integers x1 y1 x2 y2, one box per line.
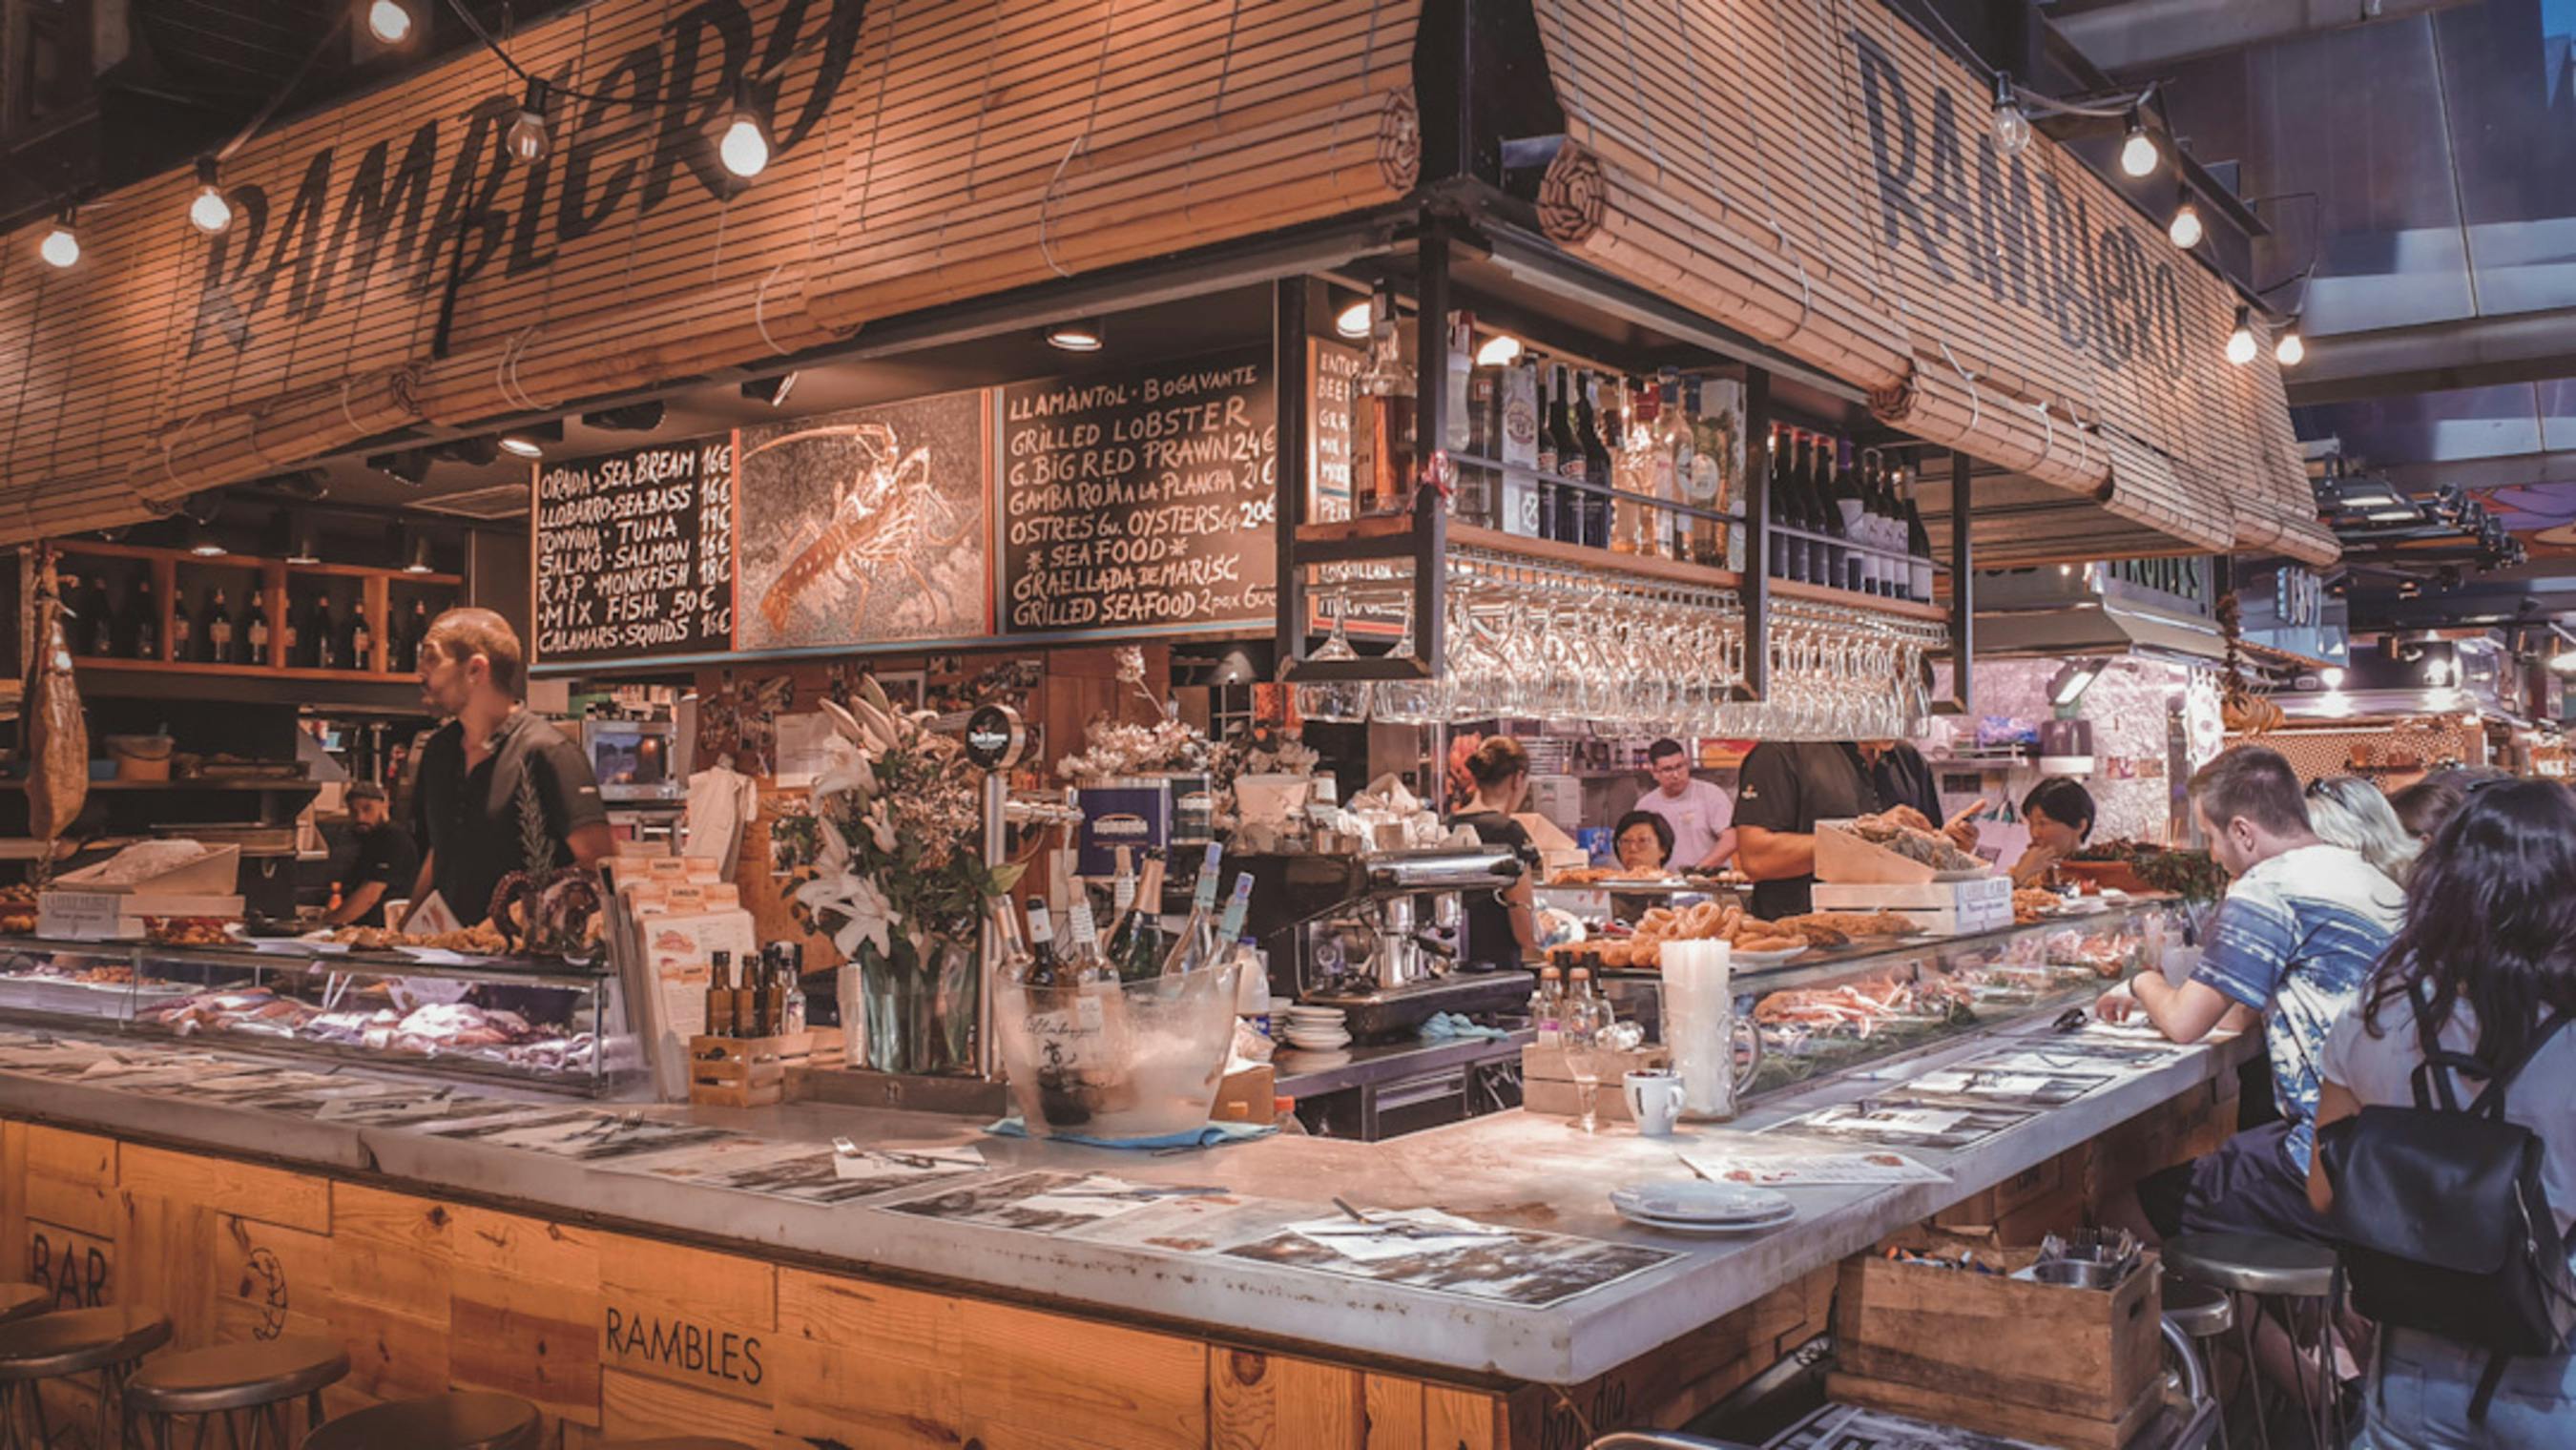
1733 740 1982 920
405 609 611 928
325 781 420 928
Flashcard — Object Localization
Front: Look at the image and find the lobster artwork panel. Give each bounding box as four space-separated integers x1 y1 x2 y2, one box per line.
736 390 992 651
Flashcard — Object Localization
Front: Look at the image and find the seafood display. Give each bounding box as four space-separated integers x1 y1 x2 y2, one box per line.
144 917 233 946
328 922 511 954
1842 812 1986 874
1548 901 1808 970
138 987 595 1073
1754 974 1976 1037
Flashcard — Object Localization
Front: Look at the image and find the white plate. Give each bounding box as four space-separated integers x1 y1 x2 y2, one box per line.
1287 1036 1352 1050
1615 1203 1797 1234
1610 1180 1791 1222
1730 945 1808 966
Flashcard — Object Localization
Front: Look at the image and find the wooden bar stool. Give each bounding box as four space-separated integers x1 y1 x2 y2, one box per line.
0 1290 48 1330
301 1392 539 1450
0 1305 172 1450
123 1336 349 1450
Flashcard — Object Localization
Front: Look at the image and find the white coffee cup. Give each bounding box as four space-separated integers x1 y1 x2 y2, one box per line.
1624 1069 1685 1137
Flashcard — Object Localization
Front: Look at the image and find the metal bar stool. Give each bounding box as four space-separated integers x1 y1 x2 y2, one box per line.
123 1336 349 1450
301 1392 538 1450
0 1305 173 1450
2164 1232 2341 1450
2164 1278 2237 1450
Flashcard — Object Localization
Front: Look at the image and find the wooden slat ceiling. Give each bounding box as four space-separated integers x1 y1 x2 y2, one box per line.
0 0 1420 543
1526 0 2337 568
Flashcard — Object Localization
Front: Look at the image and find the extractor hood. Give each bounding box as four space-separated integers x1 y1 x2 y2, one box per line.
1973 567 2229 666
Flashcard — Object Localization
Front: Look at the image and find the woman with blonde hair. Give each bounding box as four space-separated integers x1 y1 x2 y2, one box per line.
2303 775 2421 885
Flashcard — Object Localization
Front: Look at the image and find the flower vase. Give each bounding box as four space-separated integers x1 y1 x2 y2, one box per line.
853 933 980 1076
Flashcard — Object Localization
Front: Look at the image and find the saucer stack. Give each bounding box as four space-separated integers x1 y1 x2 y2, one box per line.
1609 1181 1797 1235
1281 1005 1351 1050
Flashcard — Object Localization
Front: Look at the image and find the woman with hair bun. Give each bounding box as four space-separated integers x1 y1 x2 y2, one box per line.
1450 736 1539 971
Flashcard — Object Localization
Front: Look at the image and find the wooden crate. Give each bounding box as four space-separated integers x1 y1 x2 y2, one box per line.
687 1033 812 1108
1832 1231 2164 1450
1520 1044 1669 1124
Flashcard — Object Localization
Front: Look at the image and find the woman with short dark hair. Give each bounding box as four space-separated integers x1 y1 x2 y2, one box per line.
2010 777 2096 887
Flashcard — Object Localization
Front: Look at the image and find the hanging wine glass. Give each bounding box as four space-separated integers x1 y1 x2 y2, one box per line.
1292 592 1372 724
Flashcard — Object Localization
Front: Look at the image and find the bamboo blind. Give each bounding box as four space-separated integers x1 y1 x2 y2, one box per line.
0 0 1420 543
1530 0 2337 568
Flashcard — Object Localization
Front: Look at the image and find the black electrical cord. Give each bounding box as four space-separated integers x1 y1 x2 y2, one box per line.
439 0 820 108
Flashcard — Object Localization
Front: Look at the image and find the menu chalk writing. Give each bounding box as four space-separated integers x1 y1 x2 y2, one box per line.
534 438 736 662
999 348 1278 635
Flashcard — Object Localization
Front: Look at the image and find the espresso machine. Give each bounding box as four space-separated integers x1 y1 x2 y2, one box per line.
1233 846 1530 1044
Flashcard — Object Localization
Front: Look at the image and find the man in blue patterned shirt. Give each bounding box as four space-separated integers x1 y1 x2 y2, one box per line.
2097 745 2405 1243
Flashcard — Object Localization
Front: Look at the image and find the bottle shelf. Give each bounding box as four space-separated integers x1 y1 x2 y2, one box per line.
49 538 460 681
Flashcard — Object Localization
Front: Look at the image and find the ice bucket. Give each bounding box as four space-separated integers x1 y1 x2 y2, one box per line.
994 961 1241 1138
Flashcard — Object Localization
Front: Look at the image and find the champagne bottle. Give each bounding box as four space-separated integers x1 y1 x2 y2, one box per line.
1107 853 1169 983
1158 843 1227 977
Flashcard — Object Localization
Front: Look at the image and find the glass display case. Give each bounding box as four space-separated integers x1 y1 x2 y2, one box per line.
1559 899 2188 1100
0 938 635 1095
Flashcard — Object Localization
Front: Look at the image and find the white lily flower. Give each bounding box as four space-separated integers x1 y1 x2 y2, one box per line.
830 875 895 960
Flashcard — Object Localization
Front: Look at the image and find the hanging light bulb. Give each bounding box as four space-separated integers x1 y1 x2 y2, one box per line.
2225 305 2258 366
505 80 551 164
1333 300 1372 339
2118 109 2159 178
188 157 233 236
37 212 78 269
1991 72 2032 157
364 0 418 46
2167 196 2203 250
2275 324 2306 368
707 85 772 180
1474 334 1524 367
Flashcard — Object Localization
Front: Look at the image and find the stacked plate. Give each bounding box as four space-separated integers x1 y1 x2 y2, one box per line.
1610 1181 1797 1235
1281 1005 1352 1051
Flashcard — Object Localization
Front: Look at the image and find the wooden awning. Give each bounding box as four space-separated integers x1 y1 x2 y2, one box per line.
0 0 1420 543
1526 0 2333 567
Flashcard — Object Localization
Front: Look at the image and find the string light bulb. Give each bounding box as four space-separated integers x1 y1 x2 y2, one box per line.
364 0 418 46
2275 324 2306 368
2225 306 2258 366
1474 334 1524 367
188 157 233 236
1991 72 2032 157
2167 197 2202 250
2118 109 2159 178
37 213 78 269
711 86 772 180
505 80 551 164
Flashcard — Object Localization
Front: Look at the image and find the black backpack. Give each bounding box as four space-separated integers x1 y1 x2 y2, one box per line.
2316 984 2576 1419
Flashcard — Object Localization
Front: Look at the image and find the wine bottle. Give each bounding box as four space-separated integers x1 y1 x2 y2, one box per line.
349 609 374 672
1902 465 1936 604
1764 427 1798 582
239 590 266 666
1158 843 1227 976
1024 897 1066 988
1830 438 1866 594
170 588 196 663
1871 451 1903 597
205 588 234 664
81 575 114 657
989 895 1034 986
1577 371 1612 549
1501 357 1541 537
1803 432 1845 592
1066 898 1107 983
1215 873 1255 949
310 595 337 670
1108 853 1169 983
1456 316 1498 530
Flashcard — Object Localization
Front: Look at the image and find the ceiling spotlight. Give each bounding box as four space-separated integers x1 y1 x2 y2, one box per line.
185 516 226 557
581 401 665 432
2226 306 2257 366
37 212 77 269
1333 300 1372 340
1474 334 1525 367
1046 318 1105 352
364 0 419 46
740 372 799 407
2048 656 2109 708
497 421 562 459
505 80 551 164
1991 72 2032 157
2118 109 2159 178
365 449 433 487
2275 324 2305 368
188 157 233 235
403 533 435 574
706 85 772 180
2167 197 2202 250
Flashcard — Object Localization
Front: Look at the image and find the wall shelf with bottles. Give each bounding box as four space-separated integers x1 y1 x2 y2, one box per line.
48 539 462 682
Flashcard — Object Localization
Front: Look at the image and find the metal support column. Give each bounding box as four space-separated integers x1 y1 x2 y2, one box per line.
1735 367 1773 702
1412 221 1451 678
1273 277 1311 670
1940 448 1975 716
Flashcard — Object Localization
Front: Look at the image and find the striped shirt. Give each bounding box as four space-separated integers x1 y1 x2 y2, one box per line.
2192 842 2405 1174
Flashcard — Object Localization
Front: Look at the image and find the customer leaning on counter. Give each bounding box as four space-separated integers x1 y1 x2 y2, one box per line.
1733 739 1982 920
2009 777 2096 888
407 609 612 928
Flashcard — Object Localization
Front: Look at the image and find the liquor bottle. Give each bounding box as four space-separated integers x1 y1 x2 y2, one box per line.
1620 380 1657 557
1450 313 1494 528
1901 465 1937 604
1158 843 1227 976
1672 381 1710 566
1640 379 1681 561
1350 281 1417 518
1107 852 1169 983
733 945 761 1035
1548 364 1585 545
349 608 374 672
170 588 195 664
205 588 234 664
759 942 789 1033
309 595 338 671
1501 356 1541 537
1024 897 1066 988
781 942 808 1034
239 590 266 666
706 950 736 1037
1576 372 1613 549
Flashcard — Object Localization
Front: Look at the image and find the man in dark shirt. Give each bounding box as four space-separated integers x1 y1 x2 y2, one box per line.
325 780 420 928
406 609 611 928
1732 740 1982 919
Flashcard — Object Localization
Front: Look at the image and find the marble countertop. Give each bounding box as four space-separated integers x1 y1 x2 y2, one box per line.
0 1013 2246 1387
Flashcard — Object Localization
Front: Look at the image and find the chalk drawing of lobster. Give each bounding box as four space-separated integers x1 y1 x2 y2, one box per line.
748 421 980 635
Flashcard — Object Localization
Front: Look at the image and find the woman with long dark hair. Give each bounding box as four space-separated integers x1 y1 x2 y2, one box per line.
2311 779 2576 1446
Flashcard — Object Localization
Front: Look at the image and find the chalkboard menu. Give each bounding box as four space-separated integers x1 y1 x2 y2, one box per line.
998 348 1278 636
532 437 736 663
